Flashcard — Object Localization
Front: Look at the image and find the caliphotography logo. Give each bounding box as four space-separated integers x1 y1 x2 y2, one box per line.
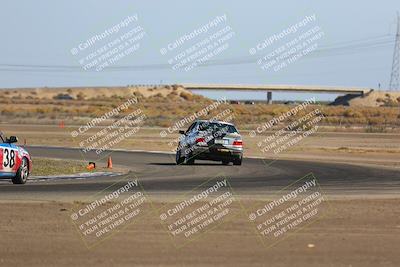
245 173 330 249
248 97 326 168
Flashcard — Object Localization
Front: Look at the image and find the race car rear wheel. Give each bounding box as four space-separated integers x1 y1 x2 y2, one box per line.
233 158 242 166
185 151 195 165
176 150 184 165
12 157 29 184
186 157 195 165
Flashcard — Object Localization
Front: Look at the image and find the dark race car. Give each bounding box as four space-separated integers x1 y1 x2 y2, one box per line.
0 132 32 184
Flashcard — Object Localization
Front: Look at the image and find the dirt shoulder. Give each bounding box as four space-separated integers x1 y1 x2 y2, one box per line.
31 157 126 177
0 199 399 267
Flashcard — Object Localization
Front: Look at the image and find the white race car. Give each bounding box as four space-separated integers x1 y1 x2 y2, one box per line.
0 132 32 184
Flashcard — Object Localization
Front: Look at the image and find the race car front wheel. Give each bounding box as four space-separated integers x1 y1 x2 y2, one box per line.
12 157 29 184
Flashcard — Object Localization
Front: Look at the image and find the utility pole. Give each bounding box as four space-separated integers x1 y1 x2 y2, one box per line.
389 12 400 91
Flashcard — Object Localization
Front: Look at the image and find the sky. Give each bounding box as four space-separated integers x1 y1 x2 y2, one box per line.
0 0 399 100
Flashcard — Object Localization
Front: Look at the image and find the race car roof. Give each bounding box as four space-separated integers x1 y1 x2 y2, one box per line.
195 120 235 126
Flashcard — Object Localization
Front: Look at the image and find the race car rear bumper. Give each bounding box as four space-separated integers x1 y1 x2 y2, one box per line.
192 146 243 161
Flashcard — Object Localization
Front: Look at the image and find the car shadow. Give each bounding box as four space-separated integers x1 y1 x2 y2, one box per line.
148 163 225 166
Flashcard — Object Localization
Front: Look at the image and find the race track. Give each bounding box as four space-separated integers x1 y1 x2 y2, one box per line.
1 146 400 267
0 146 399 198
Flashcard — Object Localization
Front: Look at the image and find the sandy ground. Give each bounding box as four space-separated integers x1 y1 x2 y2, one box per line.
2 124 399 169
1 86 399 107
349 91 400 107
1 123 399 266
0 85 191 99
0 198 399 267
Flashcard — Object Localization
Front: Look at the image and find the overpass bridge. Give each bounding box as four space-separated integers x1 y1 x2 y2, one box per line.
182 84 373 95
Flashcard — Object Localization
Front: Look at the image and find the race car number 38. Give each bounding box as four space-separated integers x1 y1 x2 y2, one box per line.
1 147 17 172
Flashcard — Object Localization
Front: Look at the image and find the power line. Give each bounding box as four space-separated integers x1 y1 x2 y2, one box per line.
389 12 400 90
0 34 395 73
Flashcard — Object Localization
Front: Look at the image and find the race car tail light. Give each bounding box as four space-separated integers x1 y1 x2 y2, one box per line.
195 137 207 146
233 140 243 147
196 137 205 143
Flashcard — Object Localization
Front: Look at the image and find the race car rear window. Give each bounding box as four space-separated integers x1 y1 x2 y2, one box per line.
198 122 238 133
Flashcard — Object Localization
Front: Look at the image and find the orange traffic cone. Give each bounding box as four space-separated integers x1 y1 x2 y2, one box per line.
107 157 113 169
86 162 95 170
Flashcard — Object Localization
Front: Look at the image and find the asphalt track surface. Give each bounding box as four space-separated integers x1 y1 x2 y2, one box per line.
0 146 399 197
